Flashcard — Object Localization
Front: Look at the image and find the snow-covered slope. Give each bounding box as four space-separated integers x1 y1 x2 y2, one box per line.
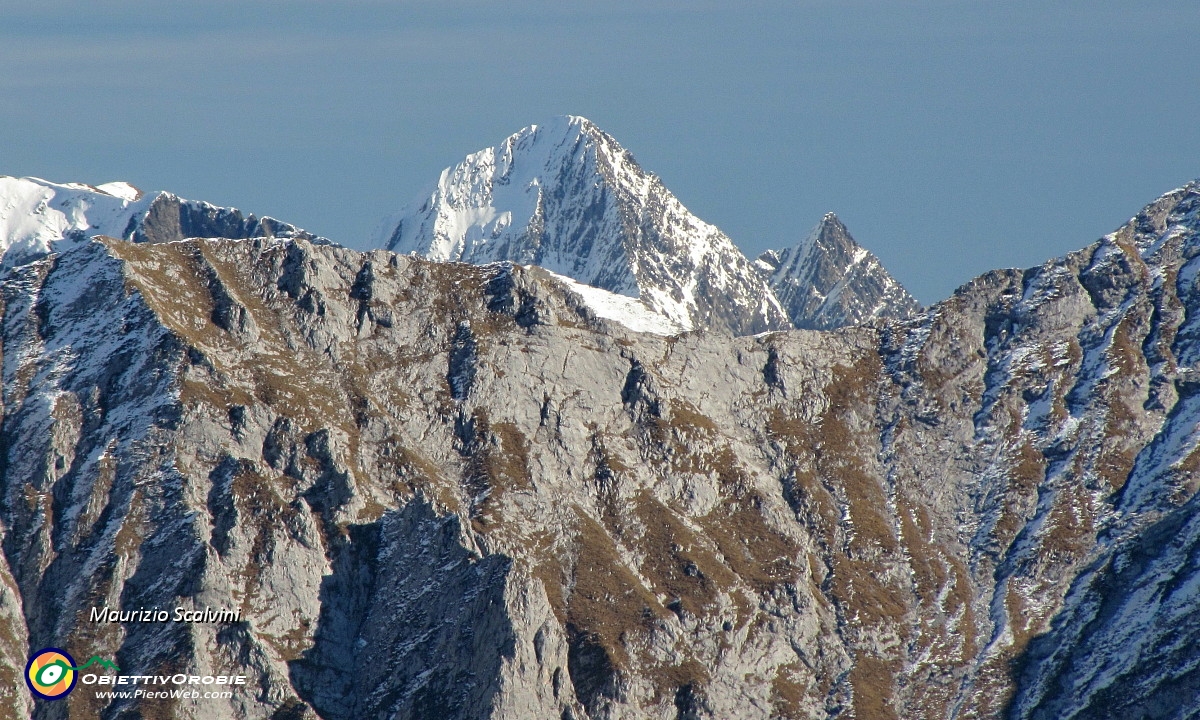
0 177 155 268
0 176 322 269
755 212 919 329
538 268 685 336
375 116 792 335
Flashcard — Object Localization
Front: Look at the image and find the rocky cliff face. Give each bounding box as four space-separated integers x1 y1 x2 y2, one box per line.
755 213 920 329
0 181 1198 720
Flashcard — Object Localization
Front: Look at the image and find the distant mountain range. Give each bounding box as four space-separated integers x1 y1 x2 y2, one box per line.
1 118 918 336
0 175 323 269
374 116 918 334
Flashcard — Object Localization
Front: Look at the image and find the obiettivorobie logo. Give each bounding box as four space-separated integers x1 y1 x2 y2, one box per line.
25 648 119 701
24 646 247 703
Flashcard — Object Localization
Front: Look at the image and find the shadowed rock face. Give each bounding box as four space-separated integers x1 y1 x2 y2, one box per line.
131 193 322 247
0 182 1197 719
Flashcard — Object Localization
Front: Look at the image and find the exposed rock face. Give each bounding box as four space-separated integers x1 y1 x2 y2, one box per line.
755 213 920 329
0 181 1197 720
376 116 793 335
130 192 323 247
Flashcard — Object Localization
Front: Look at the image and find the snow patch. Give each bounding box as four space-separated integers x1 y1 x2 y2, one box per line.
95 181 141 202
543 269 685 336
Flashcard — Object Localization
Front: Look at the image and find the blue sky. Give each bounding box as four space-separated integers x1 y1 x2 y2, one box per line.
2 0 1198 303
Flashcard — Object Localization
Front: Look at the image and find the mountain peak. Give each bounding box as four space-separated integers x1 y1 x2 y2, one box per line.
818 212 849 236
525 114 606 141
486 115 642 195
493 116 616 160
0 176 156 268
534 113 598 134
374 120 922 335
376 120 791 335
756 215 919 329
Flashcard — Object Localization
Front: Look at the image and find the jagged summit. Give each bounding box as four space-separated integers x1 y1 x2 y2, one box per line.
377 115 636 268
375 116 793 335
755 212 919 330
376 117 922 335
0 175 323 269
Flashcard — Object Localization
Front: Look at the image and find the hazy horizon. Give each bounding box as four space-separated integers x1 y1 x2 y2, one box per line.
3 1 1198 304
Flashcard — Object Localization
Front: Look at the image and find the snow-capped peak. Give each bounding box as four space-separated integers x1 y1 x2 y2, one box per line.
375 116 792 336
0 176 157 268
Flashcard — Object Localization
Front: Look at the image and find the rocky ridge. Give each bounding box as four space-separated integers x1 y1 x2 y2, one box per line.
0 179 1197 720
